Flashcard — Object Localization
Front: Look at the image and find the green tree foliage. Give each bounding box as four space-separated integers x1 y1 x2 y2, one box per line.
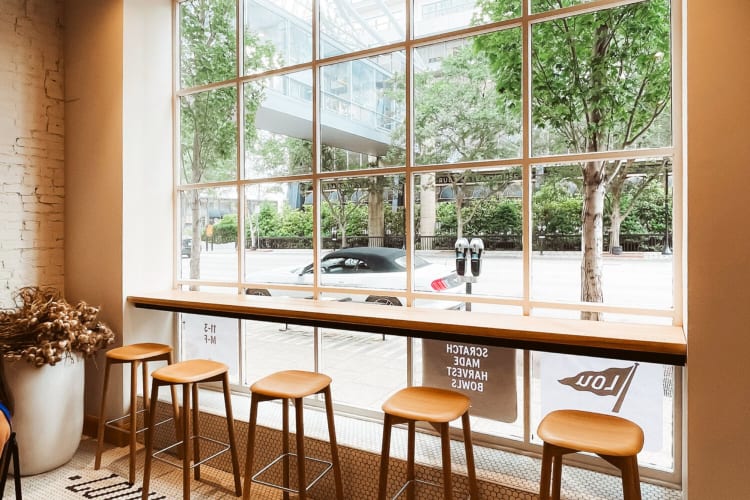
179 0 275 278
476 0 671 318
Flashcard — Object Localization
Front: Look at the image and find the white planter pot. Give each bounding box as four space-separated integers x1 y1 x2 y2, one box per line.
2 355 84 476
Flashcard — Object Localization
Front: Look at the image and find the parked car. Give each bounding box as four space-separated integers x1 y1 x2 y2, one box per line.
245 246 463 309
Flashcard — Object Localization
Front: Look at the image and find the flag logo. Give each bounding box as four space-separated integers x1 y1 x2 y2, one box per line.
557 363 639 413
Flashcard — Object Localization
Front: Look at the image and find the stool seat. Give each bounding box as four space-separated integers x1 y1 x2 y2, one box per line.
251 370 332 399
537 409 644 500
538 409 644 457
382 386 470 423
106 343 173 361
152 359 228 384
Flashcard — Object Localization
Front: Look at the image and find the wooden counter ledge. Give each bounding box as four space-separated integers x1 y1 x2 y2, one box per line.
127 290 686 366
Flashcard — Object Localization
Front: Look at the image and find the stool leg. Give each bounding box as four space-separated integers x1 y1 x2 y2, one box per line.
406 420 416 500
141 359 150 426
282 398 290 500
294 397 307 500
167 352 181 448
378 414 393 500
128 360 138 484
94 357 113 471
439 422 453 500
551 451 563 500
191 382 201 482
141 379 161 500
323 386 344 500
182 383 191 500
618 455 641 500
221 372 242 496
461 412 480 499
539 443 553 500
242 394 260 500
629 456 642 500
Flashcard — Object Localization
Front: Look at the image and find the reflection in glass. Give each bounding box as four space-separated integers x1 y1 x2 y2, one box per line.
244 0 312 73
179 87 237 184
179 0 236 88
413 0 517 38
320 0 405 57
320 52 405 171
179 187 239 282
413 34 522 166
244 71 313 179
530 1 672 155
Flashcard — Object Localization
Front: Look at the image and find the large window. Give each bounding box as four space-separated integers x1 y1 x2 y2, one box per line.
175 0 681 484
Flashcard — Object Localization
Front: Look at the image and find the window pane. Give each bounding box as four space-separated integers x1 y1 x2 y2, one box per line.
414 0 519 38
531 161 673 312
413 34 522 166
531 0 672 155
244 0 312 74
319 174 416 294
320 52 405 171
415 168 524 299
244 71 313 179
320 327 406 412
244 321 314 386
179 0 236 88
179 188 238 282
179 87 238 184
244 182 314 287
320 0 405 57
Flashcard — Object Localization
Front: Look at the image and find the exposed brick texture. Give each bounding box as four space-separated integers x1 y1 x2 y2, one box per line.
0 0 64 306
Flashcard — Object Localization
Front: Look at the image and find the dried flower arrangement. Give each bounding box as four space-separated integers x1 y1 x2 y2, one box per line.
0 286 115 367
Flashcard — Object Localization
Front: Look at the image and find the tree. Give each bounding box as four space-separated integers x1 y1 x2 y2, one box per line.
179 0 274 280
477 0 671 319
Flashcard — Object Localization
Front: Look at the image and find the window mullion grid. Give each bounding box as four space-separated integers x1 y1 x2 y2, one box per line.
312 0 322 374
236 0 245 292
404 0 414 388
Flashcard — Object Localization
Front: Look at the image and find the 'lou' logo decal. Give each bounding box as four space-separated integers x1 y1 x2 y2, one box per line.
557 363 639 413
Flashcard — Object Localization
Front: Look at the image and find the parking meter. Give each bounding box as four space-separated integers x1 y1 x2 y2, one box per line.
455 238 469 276
469 238 484 277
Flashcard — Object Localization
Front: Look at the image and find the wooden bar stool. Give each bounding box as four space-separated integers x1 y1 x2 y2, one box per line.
94 342 179 484
243 370 344 500
537 409 644 500
378 386 480 500
141 359 242 500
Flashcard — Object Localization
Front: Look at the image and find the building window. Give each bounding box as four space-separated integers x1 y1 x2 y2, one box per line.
175 0 680 484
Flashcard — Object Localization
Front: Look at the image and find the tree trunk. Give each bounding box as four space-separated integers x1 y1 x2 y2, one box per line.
368 187 384 247
419 173 436 250
580 160 605 321
189 130 202 288
609 203 622 250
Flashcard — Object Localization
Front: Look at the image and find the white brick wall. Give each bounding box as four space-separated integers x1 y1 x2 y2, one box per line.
0 0 64 306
